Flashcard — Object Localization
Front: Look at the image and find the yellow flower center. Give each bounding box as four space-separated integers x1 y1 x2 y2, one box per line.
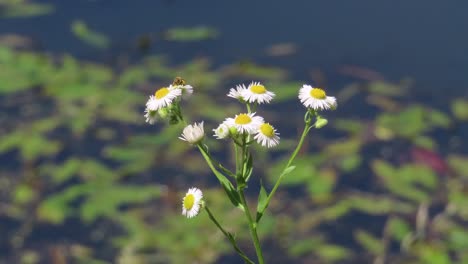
235 114 252 125
260 123 274 137
310 88 326 99
183 194 195 210
250 84 267 94
155 87 169 99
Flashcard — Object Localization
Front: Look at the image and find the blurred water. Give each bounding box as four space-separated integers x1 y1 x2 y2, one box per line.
1 0 467 97
1 1 467 263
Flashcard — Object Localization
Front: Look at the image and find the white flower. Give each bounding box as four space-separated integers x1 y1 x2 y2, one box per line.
146 86 182 111
182 187 203 218
241 82 275 104
144 107 158 124
298 85 337 110
224 113 264 135
170 84 193 97
254 123 280 148
213 123 230 139
179 121 205 144
227 84 247 100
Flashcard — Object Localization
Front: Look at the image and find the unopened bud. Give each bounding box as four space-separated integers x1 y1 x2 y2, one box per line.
315 118 328 129
158 107 169 119
229 126 238 136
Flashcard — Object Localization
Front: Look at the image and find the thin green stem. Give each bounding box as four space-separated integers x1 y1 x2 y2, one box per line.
234 135 264 264
239 190 264 264
198 145 223 178
263 118 312 214
234 142 242 180
205 206 255 264
246 103 252 114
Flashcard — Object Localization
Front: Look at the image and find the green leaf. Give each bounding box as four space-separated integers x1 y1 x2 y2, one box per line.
71 20 109 49
451 99 468 121
348 194 413 215
14 184 36 204
367 81 408 97
289 237 323 256
388 217 411 241
0 2 54 18
281 165 296 177
244 152 253 181
372 160 438 203
255 182 268 222
198 145 241 209
428 109 452 128
355 230 384 254
316 244 351 262
307 169 336 202
164 26 219 42
448 155 468 179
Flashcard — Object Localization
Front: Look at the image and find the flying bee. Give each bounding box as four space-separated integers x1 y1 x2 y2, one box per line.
172 76 186 86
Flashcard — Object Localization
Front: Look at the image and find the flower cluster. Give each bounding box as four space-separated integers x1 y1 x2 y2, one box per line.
144 77 194 125
214 82 280 148
143 79 337 220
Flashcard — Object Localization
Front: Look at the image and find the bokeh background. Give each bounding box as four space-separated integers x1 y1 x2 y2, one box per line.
1 1 468 263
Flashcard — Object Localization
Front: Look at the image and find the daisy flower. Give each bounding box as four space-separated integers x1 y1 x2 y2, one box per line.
254 123 280 148
224 113 264 135
170 84 193 97
227 84 247 100
213 123 230 139
241 82 275 104
179 121 205 144
146 86 182 111
298 85 337 110
170 77 193 97
144 108 158 124
182 187 203 218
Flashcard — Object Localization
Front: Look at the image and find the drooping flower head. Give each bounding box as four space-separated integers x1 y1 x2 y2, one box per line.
241 82 275 104
146 86 182 111
298 85 337 110
213 122 230 139
225 113 264 135
254 123 280 148
179 121 205 144
182 187 203 218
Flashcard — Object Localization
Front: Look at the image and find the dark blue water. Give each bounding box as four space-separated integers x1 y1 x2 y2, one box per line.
1 0 467 97
1 2 467 262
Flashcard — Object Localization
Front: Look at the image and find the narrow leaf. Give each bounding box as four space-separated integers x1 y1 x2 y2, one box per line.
255 182 268 222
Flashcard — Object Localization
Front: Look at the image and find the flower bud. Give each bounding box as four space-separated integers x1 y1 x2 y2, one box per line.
315 117 328 129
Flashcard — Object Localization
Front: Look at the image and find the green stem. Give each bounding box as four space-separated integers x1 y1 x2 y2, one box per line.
235 135 264 264
263 118 312 214
205 206 255 264
197 145 242 210
239 190 264 264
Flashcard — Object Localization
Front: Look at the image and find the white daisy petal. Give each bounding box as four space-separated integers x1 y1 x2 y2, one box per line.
146 87 182 111
227 84 248 100
170 84 193 98
179 121 205 144
224 112 264 135
298 85 337 110
241 82 275 104
144 107 158 124
182 187 203 218
254 123 280 148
